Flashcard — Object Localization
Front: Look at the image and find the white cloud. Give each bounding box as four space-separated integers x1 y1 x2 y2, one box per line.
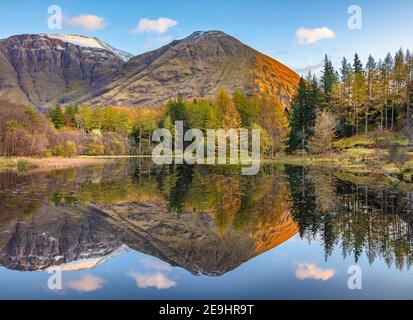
295 62 323 75
65 274 105 292
66 14 107 32
141 258 172 272
132 18 178 34
130 272 176 289
144 35 174 48
295 27 335 45
295 263 336 281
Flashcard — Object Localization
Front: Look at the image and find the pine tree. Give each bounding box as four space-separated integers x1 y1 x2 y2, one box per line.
365 55 376 133
406 50 412 83
320 55 337 107
383 53 394 129
340 57 353 82
406 50 413 131
334 58 353 136
166 94 186 123
353 53 363 73
394 48 407 128
352 53 366 133
288 77 318 152
48 105 65 129
233 89 257 127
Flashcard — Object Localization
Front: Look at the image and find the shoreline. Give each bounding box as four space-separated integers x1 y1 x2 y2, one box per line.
0 153 408 179
0 156 115 173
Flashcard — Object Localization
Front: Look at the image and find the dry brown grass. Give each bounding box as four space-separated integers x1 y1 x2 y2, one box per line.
0 156 113 173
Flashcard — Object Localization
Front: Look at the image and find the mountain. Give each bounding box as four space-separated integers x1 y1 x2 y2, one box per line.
82 31 300 108
0 200 297 275
0 34 132 110
89 201 298 276
44 34 133 62
0 31 299 110
0 204 123 271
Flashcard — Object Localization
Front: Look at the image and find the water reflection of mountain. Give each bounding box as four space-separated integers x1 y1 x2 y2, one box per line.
90 201 297 275
2 161 413 274
0 162 298 274
0 204 122 271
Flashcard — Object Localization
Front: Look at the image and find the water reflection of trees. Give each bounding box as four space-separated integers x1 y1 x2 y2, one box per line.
286 165 413 270
130 162 296 240
0 160 297 244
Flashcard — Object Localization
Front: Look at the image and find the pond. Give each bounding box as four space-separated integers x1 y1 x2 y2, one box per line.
1 160 413 299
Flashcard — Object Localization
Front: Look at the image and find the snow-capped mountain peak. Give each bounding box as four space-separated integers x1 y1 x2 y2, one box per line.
42 34 133 62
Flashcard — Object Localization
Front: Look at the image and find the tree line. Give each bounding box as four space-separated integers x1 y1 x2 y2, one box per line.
286 166 413 270
0 86 290 157
288 49 413 153
3 48 412 158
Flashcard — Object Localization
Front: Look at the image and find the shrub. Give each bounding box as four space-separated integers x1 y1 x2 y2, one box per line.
388 143 407 170
102 132 127 156
65 140 77 157
43 150 53 157
17 160 30 172
0 100 56 157
84 141 105 156
52 145 67 157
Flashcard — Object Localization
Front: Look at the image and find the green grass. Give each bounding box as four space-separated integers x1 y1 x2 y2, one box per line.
17 160 31 172
0 158 38 173
334 134 375 150
0 158 14 171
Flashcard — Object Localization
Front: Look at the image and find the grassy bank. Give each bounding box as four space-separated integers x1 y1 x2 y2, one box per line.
0 156 115 173
268 132 413 180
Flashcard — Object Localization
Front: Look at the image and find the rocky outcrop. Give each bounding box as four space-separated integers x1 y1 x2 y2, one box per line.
0 34 127 110
0 204 122 271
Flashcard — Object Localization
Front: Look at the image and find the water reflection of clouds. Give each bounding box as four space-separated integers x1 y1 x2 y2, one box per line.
129 272 176 289
141 258 172 272
129 257 176 289
295 263 336 281
64 274 106 292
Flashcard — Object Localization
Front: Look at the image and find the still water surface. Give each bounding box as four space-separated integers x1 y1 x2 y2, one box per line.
1 160 413 299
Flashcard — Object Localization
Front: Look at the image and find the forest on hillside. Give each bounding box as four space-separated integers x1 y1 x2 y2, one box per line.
288 49 413 154
0 48 412 162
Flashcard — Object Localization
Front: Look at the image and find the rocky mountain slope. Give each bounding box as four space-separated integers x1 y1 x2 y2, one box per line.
0 204 123 271
0 31 299 110
83 31 300 108
89 201 298 276
0 200 297 275
0 34 130 110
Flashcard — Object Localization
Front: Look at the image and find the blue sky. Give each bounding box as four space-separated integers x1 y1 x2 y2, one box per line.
0 0 412 75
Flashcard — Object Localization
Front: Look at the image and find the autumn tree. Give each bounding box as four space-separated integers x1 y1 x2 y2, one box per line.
352 53 366 133
257 95 289 155
365 55 377 133
233 89 258 127
309 111 337 154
